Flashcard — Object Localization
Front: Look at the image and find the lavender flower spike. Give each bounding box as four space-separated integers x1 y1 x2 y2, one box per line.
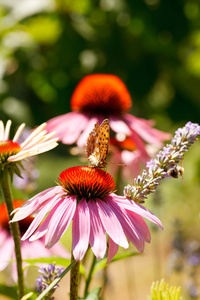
124 122 200 203
36 263 64 300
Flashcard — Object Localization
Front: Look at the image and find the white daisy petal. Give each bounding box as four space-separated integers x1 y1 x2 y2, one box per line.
0 121 5 140
8 150 40 162
30 139 59 154
1 120 58 163
12 123 26 142
21 133 48 151
20 123 47 149
39 131 57 143
4 120 12 141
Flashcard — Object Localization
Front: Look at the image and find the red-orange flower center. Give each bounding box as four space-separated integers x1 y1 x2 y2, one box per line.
71 74 132 116
110 137 137 151
0 200 34 235
59 166 116 201
0 140 21 163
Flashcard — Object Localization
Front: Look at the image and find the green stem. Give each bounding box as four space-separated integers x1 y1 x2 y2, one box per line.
70 253 80 300
84 254 96 298
115 165 123 194
0 171 24 299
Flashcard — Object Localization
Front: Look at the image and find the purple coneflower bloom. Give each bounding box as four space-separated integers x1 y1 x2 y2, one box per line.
46 74 171 159
11 166 163 263
0 201 69 282
109 136 157 181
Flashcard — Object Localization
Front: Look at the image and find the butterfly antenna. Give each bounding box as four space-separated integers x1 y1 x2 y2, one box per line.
108 161 126 167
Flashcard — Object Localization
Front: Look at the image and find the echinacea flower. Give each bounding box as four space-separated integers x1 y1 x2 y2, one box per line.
0 201 69 282
11 166 163 263
109 136 156 182
0 120 58 177
46 74 171 159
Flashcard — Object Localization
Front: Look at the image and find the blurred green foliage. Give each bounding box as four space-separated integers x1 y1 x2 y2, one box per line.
0 1 200 299
0 0 200 131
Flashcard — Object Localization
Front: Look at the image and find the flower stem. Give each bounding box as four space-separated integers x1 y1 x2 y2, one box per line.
0 171 24 299
115 165 124 194
70 253 80 300
84 254 97 298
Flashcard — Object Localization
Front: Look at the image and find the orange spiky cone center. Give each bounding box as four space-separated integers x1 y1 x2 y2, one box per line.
71 74 132 116
59 166 116 201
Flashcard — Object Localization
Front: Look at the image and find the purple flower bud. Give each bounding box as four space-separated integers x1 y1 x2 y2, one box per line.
124 122 200 202
36 263 64 299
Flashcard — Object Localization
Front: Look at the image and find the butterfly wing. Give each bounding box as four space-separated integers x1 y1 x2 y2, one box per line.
98 119 110 165
86 119 110 168
86 121 100 159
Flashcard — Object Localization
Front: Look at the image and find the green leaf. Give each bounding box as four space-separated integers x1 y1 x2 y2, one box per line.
0 284 18 299
22 257 71 267
79 287 101 300
79 263 86 276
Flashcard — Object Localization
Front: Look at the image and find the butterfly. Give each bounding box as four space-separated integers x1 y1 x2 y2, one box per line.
86 119 110 168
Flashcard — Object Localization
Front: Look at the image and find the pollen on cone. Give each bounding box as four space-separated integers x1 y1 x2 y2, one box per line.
59 166 116 200
0 140 21 163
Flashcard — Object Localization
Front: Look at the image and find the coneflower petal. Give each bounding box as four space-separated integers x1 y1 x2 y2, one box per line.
88 200 107 259
72 199 90 261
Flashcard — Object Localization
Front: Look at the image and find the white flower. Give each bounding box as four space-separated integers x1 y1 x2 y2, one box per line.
0 120 58 163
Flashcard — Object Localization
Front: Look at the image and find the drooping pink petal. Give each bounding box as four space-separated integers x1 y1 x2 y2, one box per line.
113 195 163 229
109 116 132 135
29 217 50 241
50 240 70 258
22 193 63 240
107 237 119 264
124 113 171 146
97 199 128 249
129 131 149 160
88 200 107 259
76 116 100 147
72 199 90 261
11 186 63 221
0 229 8 244
0 234 14 271
107 199 145 252
128 212 151 243
29 196 72 242
46 112 89 144
45 196 77 248
22 239 51 259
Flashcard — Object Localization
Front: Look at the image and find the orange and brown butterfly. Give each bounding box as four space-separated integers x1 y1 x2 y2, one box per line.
86 119 110 168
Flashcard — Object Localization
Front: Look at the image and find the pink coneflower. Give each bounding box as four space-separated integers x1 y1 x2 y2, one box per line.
11 166 163 263
0 201 69 282
109 136 155 181
46 74 171 158
0 120 58 163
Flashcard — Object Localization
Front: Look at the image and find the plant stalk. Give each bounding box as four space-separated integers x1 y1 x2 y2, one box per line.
70 253 80 300
84 254 97 298
0 172 24 299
